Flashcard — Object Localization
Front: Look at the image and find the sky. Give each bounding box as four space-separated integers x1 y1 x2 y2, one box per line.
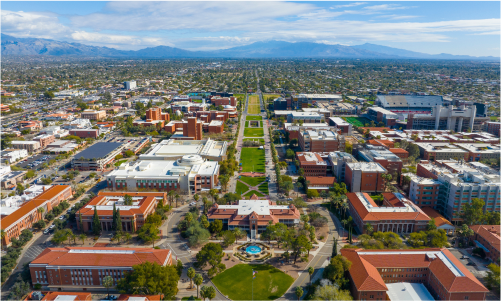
1 1 500 56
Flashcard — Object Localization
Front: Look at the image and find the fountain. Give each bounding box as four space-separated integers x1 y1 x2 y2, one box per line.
245 244 262 255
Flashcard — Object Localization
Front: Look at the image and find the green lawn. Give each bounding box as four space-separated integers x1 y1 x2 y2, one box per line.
212 264 294 300
236 181 250 195
240 176 266 186
245 121 249 127
248 105 261 114
243 138 264 143
114 160 127 166
490 116 499 121
240 148 266 172
192 99 203 103
343 116 372 127
244 190 264 197
248 95 260 105
367 101 374 105
246 116 262 121
181 297 201 301
258 182 269 195
244 128 264 137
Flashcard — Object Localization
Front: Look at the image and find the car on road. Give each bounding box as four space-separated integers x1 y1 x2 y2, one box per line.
59 216 65 220
49 225 56 230
43 229 50 234
189 202 196 206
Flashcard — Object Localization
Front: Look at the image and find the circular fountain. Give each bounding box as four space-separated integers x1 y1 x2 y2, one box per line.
245 245 262 255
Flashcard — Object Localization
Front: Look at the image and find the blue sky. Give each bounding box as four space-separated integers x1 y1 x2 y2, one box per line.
2 1 499 56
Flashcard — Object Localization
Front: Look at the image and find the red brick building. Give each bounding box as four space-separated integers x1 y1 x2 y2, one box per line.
33 134 56 148
347 192 431 234
211 96 237 107
305 176 336 191
207 196 301 238
207 120 224 134
342 248 489 301
1 185 73 246
193 110 229 122
345 162 386 193
469 225 500 264
298 129 345 152
389 148 409 161
485 121 500 137
296 152 329 176
184 117 203 140
29 247 172 291
40 292 92 301
69 129 100 139
76 192 164 233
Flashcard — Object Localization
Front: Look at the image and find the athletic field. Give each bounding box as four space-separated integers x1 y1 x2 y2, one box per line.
343 117 372 127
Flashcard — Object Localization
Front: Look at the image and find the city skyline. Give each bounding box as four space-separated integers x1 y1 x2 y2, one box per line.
1 1 500 57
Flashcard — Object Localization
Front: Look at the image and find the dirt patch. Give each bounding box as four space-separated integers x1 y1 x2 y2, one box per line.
266 254 314 279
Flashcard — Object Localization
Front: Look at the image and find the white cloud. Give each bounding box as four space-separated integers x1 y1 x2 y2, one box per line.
330 2 367 9
1 10 72 38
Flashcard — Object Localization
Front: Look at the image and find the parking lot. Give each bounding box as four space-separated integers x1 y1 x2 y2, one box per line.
106 136 150 154
16 154 56 171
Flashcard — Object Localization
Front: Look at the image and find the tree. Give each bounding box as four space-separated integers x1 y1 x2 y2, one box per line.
44 91 55 100
168 190 176 207
485 263 500 294
364 223 373 235
462 198 485 225
51 229 71 245
33 219 46 230
7 280 30 300
323 255 352 288
79 233 87 245
457 224 474 246
209 220 223 237
176 260 183 276
345 141 353 154
103 275 114 299
313 280 353 300
308 266 315 284
146 213 163 227
222 230 236 247
200 285 216 301
307 189 319 199
117 262 179 300
282 181 294 197
194 273 203 298
200 215 210 229
381 174 392 192
124 194 133 206
233 227 243 243
137 223 160 247
195 242 226 277
286 148 295 160
219 175 230 192
427 218 437 231
407 144 420 158
187 267 196 289
92 206 102 235
294 286 303 301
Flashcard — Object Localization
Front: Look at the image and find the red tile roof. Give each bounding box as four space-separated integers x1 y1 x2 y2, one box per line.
389 148 409 154
421 207 453 228
347 192 430 222
117 295 162 301
341 248 488 294
305 176 336 186
31 247 171 267
42 292 92 301
470 225 500 253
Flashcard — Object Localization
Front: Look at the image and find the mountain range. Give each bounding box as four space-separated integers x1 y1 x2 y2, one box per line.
1 34 498 60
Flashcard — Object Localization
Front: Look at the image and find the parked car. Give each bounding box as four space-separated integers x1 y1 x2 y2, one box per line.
43 229 50 235
49 225 56 230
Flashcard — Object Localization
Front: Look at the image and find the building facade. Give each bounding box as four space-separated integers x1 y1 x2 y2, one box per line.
299 129 345 152
345 162 387 193
469 225 500 264
81 110 106 121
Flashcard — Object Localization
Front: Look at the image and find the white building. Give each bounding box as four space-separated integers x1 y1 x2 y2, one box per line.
54 90 85 98
139 138 228 161
67 119 92 130
106 156 220 194
2 149 28 163
124 81 137 90
0 164 12 178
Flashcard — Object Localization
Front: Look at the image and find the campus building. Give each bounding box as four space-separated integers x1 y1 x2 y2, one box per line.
140 138 228 161
170 101 208 113
469 225 500 264
76 192 165 233
407 105 488 132
106 156 219 194
356 145 403 176
133 107 170 128
273 97 291 111
454 143 501 162
415 143 469 161
11 140 41 153
305 176 336 191
484 121 500 137
327 117 352 135
296 152 330 176
367 107 402 128
292 93 342 108
1 148 28 163
210 96 237 107
29 247 172 291
415 160 500 223
71 142 125 171
298 129 345 152
207 198 301 239
345 162 387 193
347 192 431 234
1 185 72 246
284 123 331 140
163 117 203 140
328 152 357 183
341 248 489 301
80 109 106 121
403 173 442 209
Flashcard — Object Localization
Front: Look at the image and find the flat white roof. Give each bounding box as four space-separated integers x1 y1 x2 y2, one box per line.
347 162 386 172
218 200 290 216
356 192 419 213
386 282 434 301
54 295 78 301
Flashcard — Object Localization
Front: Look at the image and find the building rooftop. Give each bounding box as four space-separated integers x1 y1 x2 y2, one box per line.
386 282 434 301
415 143 468 153
140 138 227 160
328 117 351 126
346 162 386 172
296 152 327 165
73 142 123 160
377 95 443 108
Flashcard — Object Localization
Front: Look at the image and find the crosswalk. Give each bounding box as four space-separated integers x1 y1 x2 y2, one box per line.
24 244 46 260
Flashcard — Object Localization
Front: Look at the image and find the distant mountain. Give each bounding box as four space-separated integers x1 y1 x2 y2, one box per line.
2 34 498 60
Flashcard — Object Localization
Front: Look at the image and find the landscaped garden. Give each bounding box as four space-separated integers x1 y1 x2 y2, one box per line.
114 160 127 166
248 95 261 114
343 116 372 127
244 190 264 197
237 176 269 196
246 115 262 121
244 128 264 137
243 138 265 143
240 148 265 172
212 264 294 300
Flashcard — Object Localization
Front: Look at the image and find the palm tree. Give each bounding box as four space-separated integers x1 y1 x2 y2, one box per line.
79 233 87 245
70 233 77 244
102 276 114 299
194 274 203 299
187 267 196 289
341 219 348 238
168 190 175 207
115 232 123 244
37 207 45 217
175 193 180 208
125 233 132 244
364 223 374 235
233 228 242 243
308 266 314 284
1 229 6 241
193 194 199 208
202 196 208 215
341 202 349 218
